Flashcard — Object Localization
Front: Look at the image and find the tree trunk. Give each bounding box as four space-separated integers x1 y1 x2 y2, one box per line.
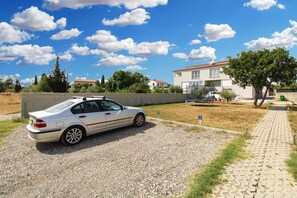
253 88 262 107
259 83 272 107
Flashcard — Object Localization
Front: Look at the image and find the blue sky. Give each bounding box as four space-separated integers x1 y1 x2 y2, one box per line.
1 0 297 86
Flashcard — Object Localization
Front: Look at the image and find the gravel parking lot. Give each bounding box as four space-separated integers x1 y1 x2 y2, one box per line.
0 119 234 198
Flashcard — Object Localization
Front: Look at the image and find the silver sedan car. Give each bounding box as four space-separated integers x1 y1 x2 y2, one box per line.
27 96 146 145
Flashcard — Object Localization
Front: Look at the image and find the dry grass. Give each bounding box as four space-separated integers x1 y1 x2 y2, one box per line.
0 93 21 115
142 102 267 132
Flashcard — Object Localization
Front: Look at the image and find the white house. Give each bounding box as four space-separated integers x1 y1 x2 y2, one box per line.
173 61 256 99
149 79 170 90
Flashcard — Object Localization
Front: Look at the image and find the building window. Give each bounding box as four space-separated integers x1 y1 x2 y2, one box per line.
210 68 220 78
189 81 203 87
176 72 182 77
192 70 200 79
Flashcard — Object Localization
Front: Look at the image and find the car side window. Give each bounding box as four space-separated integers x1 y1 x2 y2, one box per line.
71 101 103 114
100 100 122 111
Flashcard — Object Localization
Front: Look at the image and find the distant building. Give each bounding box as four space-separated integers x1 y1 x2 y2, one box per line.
149 79 170 90
74 79 96 87
173 61 255 99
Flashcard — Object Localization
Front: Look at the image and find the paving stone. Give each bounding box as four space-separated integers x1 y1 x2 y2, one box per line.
210 105 297 197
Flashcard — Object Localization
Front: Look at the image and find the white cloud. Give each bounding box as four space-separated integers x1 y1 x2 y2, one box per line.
89 49 111 57
11 6 66 31
15 73 21 78
50 28 82 40
172 53 187 59
86 30 171 56
244 0 285 11
173 46 216 61
204 23 236 42
103 8 150 26
86 30 134 52
0 44 55 65
56 17 67 29
189 39 201 45
124 65 146 71
245 20 297 50
0 22 32 44
97 54 147 66
60 52 73 61
43 0 168 10
277 4 286 9
129 41 170 56
68 44 89 55
20 77 35 85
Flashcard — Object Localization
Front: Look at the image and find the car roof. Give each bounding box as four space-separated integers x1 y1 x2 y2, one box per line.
69 96 107 103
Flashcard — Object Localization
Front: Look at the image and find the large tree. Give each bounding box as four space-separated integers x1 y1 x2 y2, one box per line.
14 79 22 92
47 56 69 92
224 48 297 107
106 71 149 93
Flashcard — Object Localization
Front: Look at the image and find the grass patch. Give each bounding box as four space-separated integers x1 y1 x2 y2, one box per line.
142 103 267 132
286 148 297 181
0 117 27 145
287 109 297 181
183 132 251 198
184 126 205 133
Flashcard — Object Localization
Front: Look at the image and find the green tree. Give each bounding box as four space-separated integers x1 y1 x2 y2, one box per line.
14 79 22 92
224 48 297 107
106 71 149 92
220 90 237 103
34 75 38 85
4 78 14 91
169 85 183 93
101 75 105 86
0 79 5 92
47 56 69 92
38 73 51 92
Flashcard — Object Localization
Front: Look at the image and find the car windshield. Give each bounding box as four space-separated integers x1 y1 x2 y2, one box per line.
45 100 75 113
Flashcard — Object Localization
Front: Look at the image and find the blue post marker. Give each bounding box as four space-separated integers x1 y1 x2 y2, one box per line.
198 115 202 125
157 111 160 119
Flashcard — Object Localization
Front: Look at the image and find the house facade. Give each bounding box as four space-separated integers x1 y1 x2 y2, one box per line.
173 61 255 99
149 79 170 90
74 79 97 87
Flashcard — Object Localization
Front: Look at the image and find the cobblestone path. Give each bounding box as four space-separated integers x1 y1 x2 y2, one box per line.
210 106 297 198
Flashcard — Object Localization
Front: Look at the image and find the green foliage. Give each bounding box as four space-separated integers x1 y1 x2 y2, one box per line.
4 78 14 90
14 79 22 92
47 56 69 92
34 75 38 85
38 74 51 92
101 75 105 86
0 78 5 92
105 70 149 93
154 87 165 93
224 48 297 107
169 85 183 93
129 83 150 93
220 90 237 103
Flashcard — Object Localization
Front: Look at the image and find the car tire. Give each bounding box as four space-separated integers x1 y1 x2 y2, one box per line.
134 113 145 127
61 126 85 146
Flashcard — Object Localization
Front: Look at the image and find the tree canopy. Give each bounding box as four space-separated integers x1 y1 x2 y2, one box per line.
105 70 150 93
47 56 69 92
224 48 297 107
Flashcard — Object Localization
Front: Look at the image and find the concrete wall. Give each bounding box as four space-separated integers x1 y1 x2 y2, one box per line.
21 93 187 118
275 92 297 101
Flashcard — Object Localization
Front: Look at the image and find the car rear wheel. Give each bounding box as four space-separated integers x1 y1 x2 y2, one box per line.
134 113 145 127
61 126 85 146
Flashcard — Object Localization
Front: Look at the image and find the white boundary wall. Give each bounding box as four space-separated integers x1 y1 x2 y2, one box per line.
21 93 187 118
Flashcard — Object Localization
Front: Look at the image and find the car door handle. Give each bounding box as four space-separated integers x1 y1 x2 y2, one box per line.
105 113 111 115
79 115 87 118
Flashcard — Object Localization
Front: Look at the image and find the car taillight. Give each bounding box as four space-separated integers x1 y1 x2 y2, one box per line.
33 119 47 128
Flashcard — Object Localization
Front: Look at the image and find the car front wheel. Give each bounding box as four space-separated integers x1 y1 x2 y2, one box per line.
134 113 145 127
61 126 85 146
